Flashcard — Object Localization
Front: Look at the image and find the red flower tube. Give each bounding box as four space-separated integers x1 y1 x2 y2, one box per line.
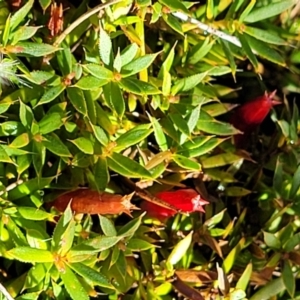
230 90 280 145
141 189 209 219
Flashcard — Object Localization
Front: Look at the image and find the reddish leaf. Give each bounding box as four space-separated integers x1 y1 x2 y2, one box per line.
51 189 138 216
141 189 209 219
230 90 280 145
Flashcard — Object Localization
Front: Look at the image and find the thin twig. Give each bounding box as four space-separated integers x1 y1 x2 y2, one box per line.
0 282 14 300
122 177 180 213
172 11 242 48
54 0 122 47
0 179 24 197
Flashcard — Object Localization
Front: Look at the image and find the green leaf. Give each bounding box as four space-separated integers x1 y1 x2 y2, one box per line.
51 204 72 250
263 231 281 250
0 121 25 136
167 231 193 265
39 112 64 134
173 154 201 171
244 0 297 23
121 53 159 77
37 83 65 106
245 34 285 66
115 124 153 151
282 260 295 298
32 140 45 177
69 137 94 155
107 152 152 179
10 0 34 30
197 110 241 135
99 27 113 67
221 40 237 77
118 213 145 238
169 113 190 137
6 247 53 263
120 43 139 67
38 0 52 11
188 38 214 65
201 153 242 168
159 0 189 13
94 156 109 191
103 82 125 117
42 133 72 157
13 42 59 56
69 236 122 256
99 215 117 236
10 133 30 148
187 105 201 133
158 42 176 79
114 48 122 72
236 262 252 291
204 209 226 228
11 25 42 44
237 32 259 71
172 72 208 95
290 164 300 199
56 48 72 76
120 78 161 95
249 278 285 300
82 64 114 80
127 238 154 251
244 26 286 45
0 145 15 164
24 70 55 85
67 87 87 116
20 101 34 129
69 262 114 289
74 75 109 90
149 116 168 151
283 232 300 252
0 97 13 114
202 102 237 117
223 238 245 273
8 177 54 200
60 264 89 300
16 207 52 221
239 0 256 22
90 124 109 146
225 187 252 197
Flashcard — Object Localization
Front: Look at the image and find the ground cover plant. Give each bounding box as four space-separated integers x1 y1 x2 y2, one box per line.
0 0 300 299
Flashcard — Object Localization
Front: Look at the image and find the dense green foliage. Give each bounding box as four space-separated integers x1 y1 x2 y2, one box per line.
0 0 299 299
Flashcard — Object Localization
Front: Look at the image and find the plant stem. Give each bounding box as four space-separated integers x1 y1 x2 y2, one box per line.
54 0 122 47
0 282 14 300
172 11 242 48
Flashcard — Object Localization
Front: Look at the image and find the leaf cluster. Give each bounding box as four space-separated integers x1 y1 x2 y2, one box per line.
0 0 299 299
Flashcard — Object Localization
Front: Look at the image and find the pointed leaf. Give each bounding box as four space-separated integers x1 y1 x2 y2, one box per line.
244 0 297 23
82 64 114 80
167 231 193 265
69 137 93 155
74 76 109 90
172 72 207 95
121 53 159 77
60 264 89 300
67 87 87 116
107 152 152 179
69 262 114 289
99 27 113 67
6 247 53 263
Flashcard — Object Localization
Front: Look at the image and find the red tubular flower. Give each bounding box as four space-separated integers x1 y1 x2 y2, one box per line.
230 90 280 145
141 189 209 219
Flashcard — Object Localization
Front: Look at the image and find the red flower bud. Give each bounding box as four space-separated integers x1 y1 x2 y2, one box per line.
141 189 209 219
230 90 280 145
